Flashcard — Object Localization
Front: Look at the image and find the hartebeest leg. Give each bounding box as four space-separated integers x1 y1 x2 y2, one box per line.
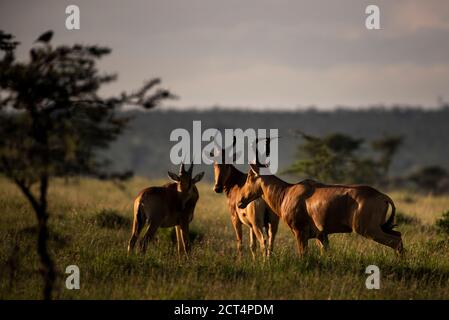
128 213 144 254
293 229 308 256
180 223 190 258
231 215 243 258
315 233 329 255
252 226 267 259
267 220 279 258
175 226 183 257
363 228 404 254
139 221 160 254
249 229 257 260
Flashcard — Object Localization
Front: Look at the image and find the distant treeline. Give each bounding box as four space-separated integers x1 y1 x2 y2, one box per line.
106 107 449 184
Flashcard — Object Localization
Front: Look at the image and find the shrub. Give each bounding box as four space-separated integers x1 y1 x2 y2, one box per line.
92 209 131 229
395 212 421 225
436 211 449 235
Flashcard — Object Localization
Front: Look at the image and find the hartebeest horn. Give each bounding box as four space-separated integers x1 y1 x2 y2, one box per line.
180 162 186 175
232 136 237 162
208 130 220 158
252 136 280 167
188 162 194 175
254 137 263 167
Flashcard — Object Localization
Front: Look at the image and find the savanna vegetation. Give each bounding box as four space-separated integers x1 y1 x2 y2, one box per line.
1 29 449 301
1 176 448 299
105 107 449 187
0 30 174 299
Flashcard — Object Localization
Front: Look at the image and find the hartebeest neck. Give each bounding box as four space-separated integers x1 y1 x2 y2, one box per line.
260 175 291 218
223 165 247 196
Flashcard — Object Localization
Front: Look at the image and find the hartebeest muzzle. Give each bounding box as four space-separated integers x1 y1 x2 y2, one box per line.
213 185 223 193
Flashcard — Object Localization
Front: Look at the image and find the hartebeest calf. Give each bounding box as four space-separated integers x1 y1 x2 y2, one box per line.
127 163 204 257
211 140 279 259
237 164 403 255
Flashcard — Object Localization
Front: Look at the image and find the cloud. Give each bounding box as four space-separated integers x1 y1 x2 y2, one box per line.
389 0 449 33
2 0 449 108
170 62 449 108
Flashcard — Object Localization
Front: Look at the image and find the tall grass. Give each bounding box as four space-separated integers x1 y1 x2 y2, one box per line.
0 177 448 299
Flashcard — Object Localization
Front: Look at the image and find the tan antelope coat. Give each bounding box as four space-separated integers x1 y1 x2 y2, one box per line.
213 163 279 258
238 165 404 255
128 164 204 257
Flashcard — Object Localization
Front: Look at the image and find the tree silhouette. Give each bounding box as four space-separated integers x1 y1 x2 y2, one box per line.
371 135 403 177
284 131 375 183
284 130 408 185
0 30 176 299
408 166 449 194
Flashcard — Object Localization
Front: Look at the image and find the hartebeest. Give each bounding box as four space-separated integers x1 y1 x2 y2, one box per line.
211 140 279 259
237 164 403 255
127 163 204 257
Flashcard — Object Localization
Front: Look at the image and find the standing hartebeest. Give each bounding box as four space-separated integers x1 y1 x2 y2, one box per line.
237 164 404 255
127 163 204 257
211 140 279 259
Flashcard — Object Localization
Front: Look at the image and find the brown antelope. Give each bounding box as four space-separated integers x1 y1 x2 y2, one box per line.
211 140 279 259
127 163 204 257
237 164 404 256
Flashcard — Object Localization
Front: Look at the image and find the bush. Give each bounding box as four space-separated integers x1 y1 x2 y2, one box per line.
395 212 421 226
436 211 449 235
92 209 131 229
409 166 449 194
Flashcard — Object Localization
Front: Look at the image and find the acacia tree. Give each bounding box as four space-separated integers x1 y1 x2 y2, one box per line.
409 165 449 194
284 131 404 185
371 135 403 177
0 30 175 299
284 131 370 183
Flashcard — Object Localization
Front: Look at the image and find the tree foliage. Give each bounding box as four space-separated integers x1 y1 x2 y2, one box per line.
0 30 175 299
408 166 449 194
371 135 403 175
284 131 402 185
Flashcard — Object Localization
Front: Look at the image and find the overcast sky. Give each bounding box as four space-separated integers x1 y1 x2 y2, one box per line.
1 0 449 109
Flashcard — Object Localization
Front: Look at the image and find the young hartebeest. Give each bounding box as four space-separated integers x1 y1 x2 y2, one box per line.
127 163 204 257
237 164 404 255
211 140 279 259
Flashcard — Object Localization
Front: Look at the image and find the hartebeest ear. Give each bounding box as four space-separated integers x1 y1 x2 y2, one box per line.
167 171 180 182
192 171 205 184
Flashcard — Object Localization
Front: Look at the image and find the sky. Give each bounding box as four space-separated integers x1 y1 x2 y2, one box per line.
1 0 449 110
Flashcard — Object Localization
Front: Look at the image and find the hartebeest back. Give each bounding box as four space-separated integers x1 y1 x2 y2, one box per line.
238 164 403 255
127 163 204 257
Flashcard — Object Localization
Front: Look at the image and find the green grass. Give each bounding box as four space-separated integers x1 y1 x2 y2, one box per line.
1 177 449 299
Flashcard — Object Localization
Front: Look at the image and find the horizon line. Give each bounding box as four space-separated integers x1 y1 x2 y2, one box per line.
122 103 449 113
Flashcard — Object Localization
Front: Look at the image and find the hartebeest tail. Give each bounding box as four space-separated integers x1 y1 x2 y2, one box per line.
381 195 397 234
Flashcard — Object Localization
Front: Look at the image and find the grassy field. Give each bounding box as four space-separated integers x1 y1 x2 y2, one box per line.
1 176 448 299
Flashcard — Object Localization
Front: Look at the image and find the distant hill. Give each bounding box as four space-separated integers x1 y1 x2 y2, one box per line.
105 107 449 181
